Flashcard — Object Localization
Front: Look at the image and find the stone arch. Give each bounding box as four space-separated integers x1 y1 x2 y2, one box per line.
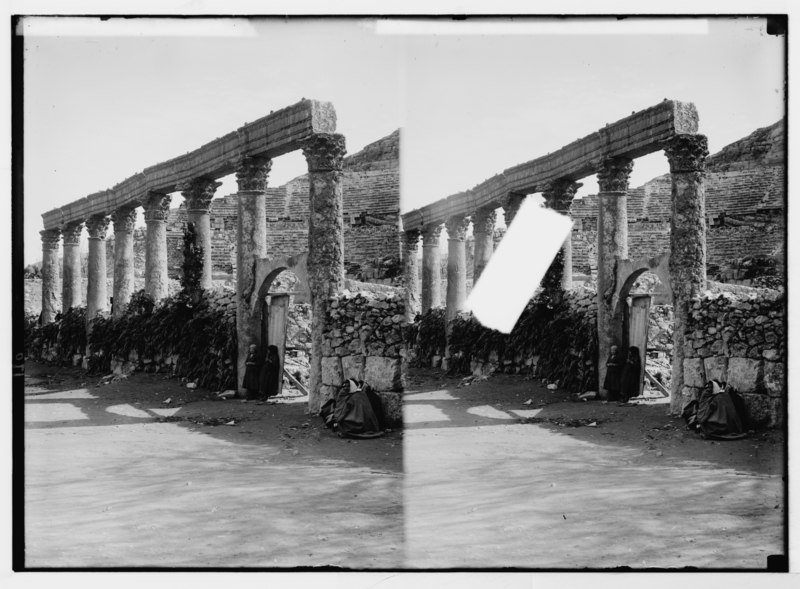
251 252 311 346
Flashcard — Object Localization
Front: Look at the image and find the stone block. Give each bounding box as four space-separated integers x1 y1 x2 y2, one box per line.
739 393 782 428
703 356 728 383
364 356 403 391
341 355 366 381
321 356 343 387
319 384 337 406
377 391 403 427
762 361 784 398
683 357 706 388
726 357 762 394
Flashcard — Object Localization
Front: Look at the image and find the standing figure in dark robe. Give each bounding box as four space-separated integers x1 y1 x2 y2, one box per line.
603 345 622 401
259 345 281 399
242 343 262 399
620 346 643 403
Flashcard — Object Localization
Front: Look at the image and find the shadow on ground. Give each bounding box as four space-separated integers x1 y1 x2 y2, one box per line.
23 362 402 569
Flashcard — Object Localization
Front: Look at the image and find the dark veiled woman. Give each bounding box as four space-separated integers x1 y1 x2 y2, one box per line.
619 346 643 403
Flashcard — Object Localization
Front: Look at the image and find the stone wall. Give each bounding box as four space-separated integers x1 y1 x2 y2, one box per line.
682 289 785 427
319 289 405 426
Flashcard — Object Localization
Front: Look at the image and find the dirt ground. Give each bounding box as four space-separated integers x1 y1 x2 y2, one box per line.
403 367 786 570
23 362 786 570
23 362 403 569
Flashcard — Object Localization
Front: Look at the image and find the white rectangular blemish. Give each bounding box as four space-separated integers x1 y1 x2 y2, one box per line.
465 199 572 333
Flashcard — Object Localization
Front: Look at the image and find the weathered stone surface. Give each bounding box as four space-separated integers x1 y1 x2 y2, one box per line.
703 356 728 383
62 222 84 310
40 229 62 324
739 392 782 428
86 215 111 321
341 355 365 382
321 356 344 387
377 391 402 427
683 358 706 388
364 356 402 392
403 229 421 321
111 208 136 316
726 357 762 394
421 224 443 313
762 361 784 398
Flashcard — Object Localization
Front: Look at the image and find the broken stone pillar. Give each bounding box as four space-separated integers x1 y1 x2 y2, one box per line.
86 214 110 321
39 229 61 324
503 192 526 226
664 134 709 415
421 224 443 313
143 192 172 302
180 177 221 290
112 207 137 317
542 179 581 291
472 207 496 284
303 133 347 414
445 215 470 324
235 155 272 398
403 229 421 321
595 157 633 395
61 222 83 310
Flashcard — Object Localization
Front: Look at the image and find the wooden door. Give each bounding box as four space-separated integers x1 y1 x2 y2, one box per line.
266 294 290 397
627 294 651 397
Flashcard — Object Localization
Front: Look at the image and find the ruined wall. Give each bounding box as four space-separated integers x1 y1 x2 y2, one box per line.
682 289 785 427
319 288 405 426
570 120 785 282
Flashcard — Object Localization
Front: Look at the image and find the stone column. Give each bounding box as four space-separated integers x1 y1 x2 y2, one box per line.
664 134 709 415
143 192 172 302
303 133 347 413
503 192 526 227
472 207 496 284
420 224 443 313
61 222 83 310
595 157 633 394
112 207 137 316
235 155 272 398
39 229 61 324
86 214 110 321
444 215 470 324
180 177 221 290
542 179 582 291
403 229 421 321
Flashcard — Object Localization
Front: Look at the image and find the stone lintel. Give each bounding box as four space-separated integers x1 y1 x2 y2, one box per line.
42 99 337 230
402 99 698 229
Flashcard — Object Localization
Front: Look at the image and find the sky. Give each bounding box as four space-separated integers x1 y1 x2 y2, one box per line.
21 16 785 264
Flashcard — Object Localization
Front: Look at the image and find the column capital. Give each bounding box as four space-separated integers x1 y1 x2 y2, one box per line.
663 134 709 173
62 222 84 246
112 207 137 233
302 133 347 172
421 223 443 246
596 157 633 193
40 228 61 250
542 179 583 212
235 155 272 192
503 192 527 225
86 215 111 240
404 229 421 251
179 177 222 211
142 192 172 222
472 207 497 235
445 215 470 241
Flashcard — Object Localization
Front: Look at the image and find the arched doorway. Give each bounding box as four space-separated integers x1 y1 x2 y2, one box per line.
613 257 673 401
254 253 312 400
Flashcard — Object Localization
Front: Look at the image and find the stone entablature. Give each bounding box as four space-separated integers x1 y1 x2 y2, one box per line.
42 99 337 230
401 100 698 230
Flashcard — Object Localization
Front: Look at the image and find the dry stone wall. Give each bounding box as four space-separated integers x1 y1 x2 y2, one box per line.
682 289 785 427
319 288 406 426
